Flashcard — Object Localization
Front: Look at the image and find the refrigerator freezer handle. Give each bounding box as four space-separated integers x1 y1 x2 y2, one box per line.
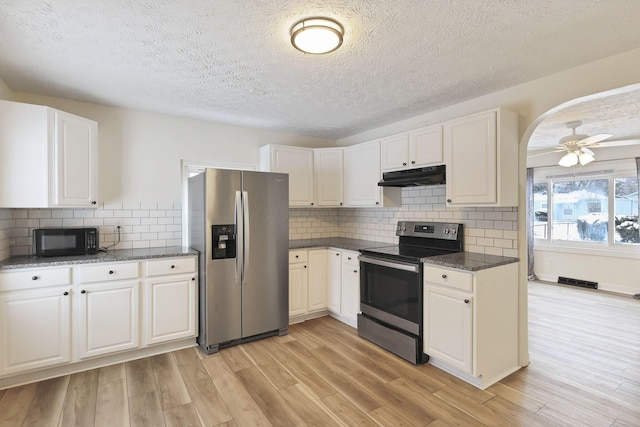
242 190 250 285
235 191 243 285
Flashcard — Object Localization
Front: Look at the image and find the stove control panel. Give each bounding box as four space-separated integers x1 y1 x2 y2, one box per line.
396 221 463 240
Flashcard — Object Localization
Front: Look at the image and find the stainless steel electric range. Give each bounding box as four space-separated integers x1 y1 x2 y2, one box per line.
358 221 463 364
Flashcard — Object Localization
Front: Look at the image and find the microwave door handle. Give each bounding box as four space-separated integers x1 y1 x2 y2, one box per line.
358 255 420 273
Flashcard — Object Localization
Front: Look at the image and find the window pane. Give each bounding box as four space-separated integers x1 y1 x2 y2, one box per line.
614 177 639 244
533 182 548 239
552 179 608 242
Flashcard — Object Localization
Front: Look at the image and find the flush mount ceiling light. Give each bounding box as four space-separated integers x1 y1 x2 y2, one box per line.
290 17 344 54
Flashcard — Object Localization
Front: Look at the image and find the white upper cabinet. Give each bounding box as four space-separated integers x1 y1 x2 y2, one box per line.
381 125 443 172
410 125 443 167
0 100 98 208
443 108 518 207
344 140 401 207
381 134 410 171
314 148 343 207
260 145 314 207
344 140 381 206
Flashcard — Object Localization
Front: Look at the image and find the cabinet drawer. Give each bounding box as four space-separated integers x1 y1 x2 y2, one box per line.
77 262 139 283
0 267 71 291
146 257 196 277
342 251 359 267
289 250 307 264
424 266 473 292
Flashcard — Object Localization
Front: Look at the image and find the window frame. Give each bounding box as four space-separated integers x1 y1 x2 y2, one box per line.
533 159 640 258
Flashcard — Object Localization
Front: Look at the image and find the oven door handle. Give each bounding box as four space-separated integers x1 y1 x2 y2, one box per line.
358 255 420 273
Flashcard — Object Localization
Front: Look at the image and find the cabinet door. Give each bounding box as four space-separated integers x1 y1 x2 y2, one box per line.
144 275 197 346
344 140 381 206
424 285 472 373
340 251 360 327
314 148 343 206
53 110 98 207
326 250 342 313
444 110 497 204
270 146 314 207
78 281 139 359
0 287 71 375
410 125 443 167
288 262 307 317
381 134 409 171
307 250 327 312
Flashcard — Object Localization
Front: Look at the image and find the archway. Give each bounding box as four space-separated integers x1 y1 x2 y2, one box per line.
516 82 640 366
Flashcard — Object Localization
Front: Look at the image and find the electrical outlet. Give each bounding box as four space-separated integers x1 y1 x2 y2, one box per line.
548 257 556 266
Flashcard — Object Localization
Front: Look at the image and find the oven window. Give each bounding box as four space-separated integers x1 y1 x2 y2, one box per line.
361 262 420 323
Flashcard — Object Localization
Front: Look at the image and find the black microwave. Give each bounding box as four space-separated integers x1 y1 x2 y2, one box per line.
33 228 99 257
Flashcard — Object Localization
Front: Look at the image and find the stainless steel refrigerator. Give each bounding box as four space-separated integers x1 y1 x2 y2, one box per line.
188 168 289 354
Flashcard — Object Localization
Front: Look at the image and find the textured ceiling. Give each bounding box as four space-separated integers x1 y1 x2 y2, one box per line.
528 86 640 152
1 0 640 139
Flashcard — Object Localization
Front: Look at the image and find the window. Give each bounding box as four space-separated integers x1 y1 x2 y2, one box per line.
533 159 639 249
533 182 548 239
552 179 608 242
614 177 639 243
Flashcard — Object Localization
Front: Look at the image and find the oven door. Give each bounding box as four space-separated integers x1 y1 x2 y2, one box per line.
359 255 421 335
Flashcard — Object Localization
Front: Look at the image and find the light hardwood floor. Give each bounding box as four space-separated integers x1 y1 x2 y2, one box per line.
0 281 639 426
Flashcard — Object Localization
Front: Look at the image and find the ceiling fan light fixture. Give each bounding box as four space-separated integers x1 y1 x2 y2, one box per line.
291 17 344 54
559 151 579 167
578 150 594 165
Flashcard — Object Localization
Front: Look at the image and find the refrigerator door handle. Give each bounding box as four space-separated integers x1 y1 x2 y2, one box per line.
242 190 250 285
235 190 243 285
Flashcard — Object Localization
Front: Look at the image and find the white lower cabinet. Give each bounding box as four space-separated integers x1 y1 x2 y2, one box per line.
288 247 360 328
307 250 328 312
424 284 472 373
0 286 71 375
144 258 198 346
340 250 360 327
288 249 327 321
423 262 519 389
76 262 140 359
78 280 139 359
326 250 342 313
0 255 198 383
289 250 308 318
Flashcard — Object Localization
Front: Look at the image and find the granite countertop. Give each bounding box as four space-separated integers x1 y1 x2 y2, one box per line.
423 252 519 271
289 237 384 252
290 238 518 271
0 246 198 270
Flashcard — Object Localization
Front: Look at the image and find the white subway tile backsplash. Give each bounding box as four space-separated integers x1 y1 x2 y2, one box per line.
5 201 185 256
122 202 141 210
3 190 518 259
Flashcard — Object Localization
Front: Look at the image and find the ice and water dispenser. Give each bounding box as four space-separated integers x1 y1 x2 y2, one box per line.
211 224 236 259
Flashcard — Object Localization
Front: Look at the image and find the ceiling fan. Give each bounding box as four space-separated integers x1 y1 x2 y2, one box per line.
529 121 639 167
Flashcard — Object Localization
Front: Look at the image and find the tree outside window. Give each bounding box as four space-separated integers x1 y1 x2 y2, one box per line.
614 177 639 243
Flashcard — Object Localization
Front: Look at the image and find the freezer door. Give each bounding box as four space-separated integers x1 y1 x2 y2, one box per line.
202 168 242 348
241 171 289 338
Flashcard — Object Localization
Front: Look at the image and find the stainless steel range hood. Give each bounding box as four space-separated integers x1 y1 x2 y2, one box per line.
378 165 446 187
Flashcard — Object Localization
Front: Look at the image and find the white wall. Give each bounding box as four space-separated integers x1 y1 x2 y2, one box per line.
0 76 11 100
533 249 639 295
11 92 336 203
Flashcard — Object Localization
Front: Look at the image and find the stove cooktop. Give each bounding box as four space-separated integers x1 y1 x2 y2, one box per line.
359 245 454 263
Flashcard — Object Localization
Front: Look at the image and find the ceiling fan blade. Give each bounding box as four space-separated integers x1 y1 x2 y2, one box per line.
577 133 613 146
589 138 640 148
527 149 563 159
